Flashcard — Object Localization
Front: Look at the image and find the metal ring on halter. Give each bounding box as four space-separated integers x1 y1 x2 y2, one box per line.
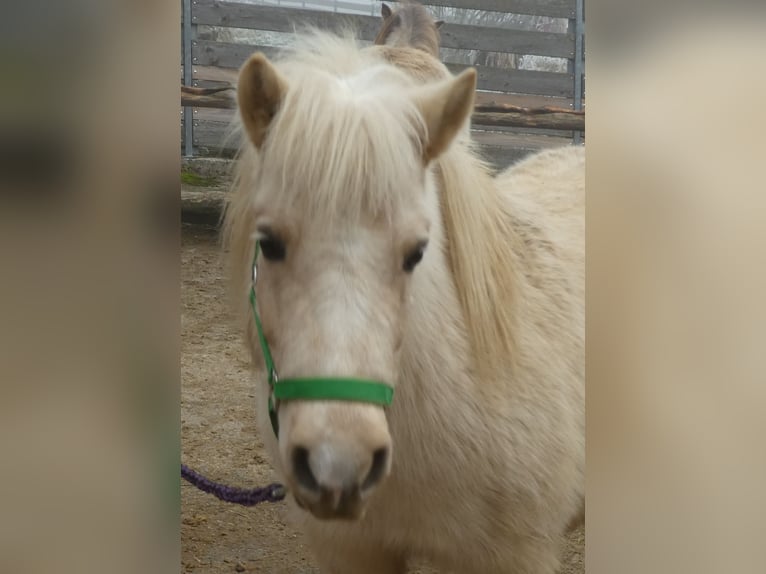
270 367 279 402
252 259 276 392
269 373 278 406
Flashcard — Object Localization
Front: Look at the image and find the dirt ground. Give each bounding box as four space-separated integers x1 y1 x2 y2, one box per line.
181 223 584 573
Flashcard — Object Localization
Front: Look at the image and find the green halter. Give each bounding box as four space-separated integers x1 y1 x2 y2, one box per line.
249 242 394 437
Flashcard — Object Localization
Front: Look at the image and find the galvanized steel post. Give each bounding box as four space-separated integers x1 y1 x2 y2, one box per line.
572 0 584 144
183 0 194 157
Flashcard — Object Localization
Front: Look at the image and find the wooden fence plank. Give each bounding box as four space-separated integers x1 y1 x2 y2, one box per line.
192 65 238 84
192 1 378 40
439 24 573 58
474 91 574 109
191 118 570 168
190 65 575 108
187 97 584 133
194 108 235 123
192 1 574 58
445 62 573 97
188 67 576 109
192 40 572 97
192 120 243 156
192 41 284 70
419 0 575 19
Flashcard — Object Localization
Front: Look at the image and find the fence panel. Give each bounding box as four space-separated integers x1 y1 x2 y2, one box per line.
181 0 584 162
193 0 574 58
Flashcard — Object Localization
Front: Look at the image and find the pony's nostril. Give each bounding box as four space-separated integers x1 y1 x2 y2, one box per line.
292 446 319 492
362 447 390 491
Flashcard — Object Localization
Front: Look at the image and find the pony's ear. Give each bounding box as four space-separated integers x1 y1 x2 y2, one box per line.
412 68 476 164
435 20 445 29
237 53 288 149
381 3 392 19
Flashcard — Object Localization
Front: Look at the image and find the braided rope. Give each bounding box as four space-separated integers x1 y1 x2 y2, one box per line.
181 464 286 506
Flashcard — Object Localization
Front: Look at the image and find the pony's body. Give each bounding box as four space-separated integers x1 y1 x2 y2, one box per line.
296 144 584 574
225 32 583 574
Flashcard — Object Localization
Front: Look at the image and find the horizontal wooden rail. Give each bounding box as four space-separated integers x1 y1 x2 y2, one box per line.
472 105 583 131
182 86 234 108
181 87 584 131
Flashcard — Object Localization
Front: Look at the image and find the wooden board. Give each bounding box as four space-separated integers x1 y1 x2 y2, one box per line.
192 65 239 85
474 91 574 109
189 65 577 109
439 25 573 59
192 1 574 58
419 0 576 19
445 61 573 97
190 118 571 168
192 41 281 70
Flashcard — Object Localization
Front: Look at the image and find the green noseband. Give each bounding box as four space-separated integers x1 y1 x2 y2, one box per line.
249 242 394 437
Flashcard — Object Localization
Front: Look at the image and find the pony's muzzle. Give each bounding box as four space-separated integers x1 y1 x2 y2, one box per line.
289 441 391 520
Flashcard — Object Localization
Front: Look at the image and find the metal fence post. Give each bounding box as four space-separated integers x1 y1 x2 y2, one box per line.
182 0 194 157
571 0 584 144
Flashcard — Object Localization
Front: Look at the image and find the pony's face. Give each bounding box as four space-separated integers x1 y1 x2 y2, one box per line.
250 204 426 520
236 51 475 520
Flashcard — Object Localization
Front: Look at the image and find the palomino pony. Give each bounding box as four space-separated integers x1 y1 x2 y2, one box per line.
223 30 584 574
375 1 444 57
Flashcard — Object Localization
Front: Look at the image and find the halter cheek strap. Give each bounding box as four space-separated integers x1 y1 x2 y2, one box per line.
249 242 394 437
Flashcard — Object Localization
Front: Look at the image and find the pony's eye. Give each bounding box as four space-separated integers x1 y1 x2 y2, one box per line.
403 242 427 272
259 237 286 261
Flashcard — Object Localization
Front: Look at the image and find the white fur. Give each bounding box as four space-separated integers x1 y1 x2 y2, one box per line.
224 31 584 574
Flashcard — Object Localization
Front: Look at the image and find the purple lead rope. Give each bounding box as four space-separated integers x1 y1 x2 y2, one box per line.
181 464 286 506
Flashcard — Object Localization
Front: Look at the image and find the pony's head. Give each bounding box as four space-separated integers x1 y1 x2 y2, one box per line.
228 37 475 520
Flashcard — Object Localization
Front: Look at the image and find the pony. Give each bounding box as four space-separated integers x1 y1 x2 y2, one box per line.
223 29 584 574
375 1 444 58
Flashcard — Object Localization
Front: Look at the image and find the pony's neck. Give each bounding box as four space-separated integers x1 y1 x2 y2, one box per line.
399 148 521 391
432 147 523 376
